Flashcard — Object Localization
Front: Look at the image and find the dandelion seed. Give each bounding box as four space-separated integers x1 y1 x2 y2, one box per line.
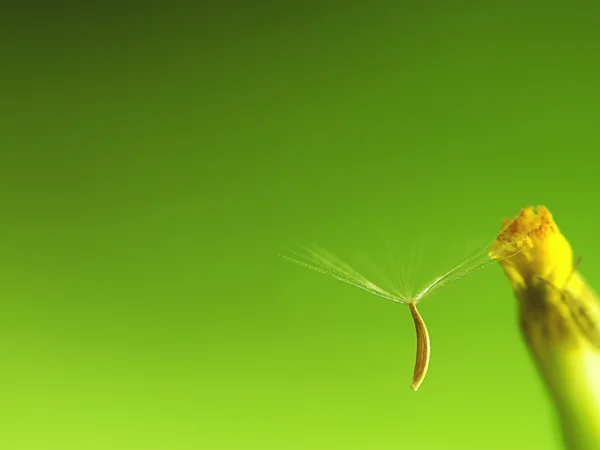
281 215 532 390
409 302 430 391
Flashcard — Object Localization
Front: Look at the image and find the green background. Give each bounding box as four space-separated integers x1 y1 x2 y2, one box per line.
2 3 600 449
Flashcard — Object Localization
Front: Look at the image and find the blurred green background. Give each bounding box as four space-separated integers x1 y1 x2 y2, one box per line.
2 2 600 449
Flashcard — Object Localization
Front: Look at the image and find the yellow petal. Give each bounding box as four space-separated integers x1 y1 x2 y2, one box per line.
489 205 573 291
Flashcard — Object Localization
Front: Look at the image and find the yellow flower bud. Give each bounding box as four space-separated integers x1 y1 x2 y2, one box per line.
491 206 600 450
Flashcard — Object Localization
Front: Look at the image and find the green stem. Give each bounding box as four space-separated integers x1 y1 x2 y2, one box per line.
516 279 600 450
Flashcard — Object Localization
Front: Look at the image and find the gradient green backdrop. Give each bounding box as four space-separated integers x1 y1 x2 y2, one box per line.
2 3 600 449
